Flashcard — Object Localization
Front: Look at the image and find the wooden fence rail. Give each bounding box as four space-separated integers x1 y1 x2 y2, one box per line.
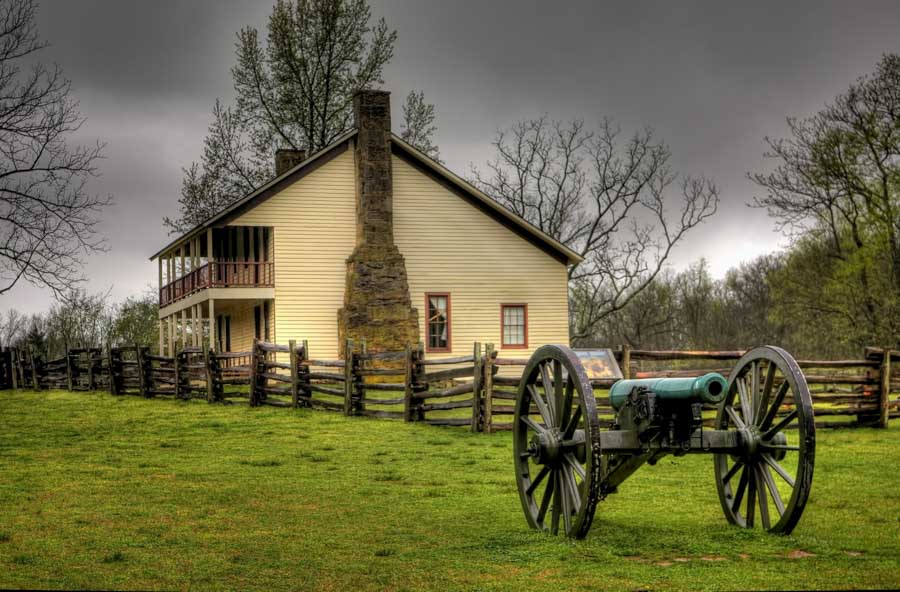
2 342 897 432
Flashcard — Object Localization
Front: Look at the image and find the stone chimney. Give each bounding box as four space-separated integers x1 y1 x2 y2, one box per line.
275 148 307 176
337 90 420 354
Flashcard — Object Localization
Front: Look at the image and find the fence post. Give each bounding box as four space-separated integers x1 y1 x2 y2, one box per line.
65 347 73 391
356 339 366 415
174 348 184 399
620 344 632 379
87 350 96 391
483 343 495 434
880 349 892 429
343 339 354 416
300 339 311 406
415 341 427 421
471 342 482 433
108 347 118 396
403 343 414 422
10 347 19 390
289 339 299 408
1 348 10 390
29 347 39 390
249 339 260 406
204 346 214 403
137 346 150 397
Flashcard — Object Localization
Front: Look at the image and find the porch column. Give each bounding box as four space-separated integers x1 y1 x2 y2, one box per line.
168 315 175 357
207 229 214 285
180 308 187 350
209 298 216 351
159 319 164 354
194 304 201 347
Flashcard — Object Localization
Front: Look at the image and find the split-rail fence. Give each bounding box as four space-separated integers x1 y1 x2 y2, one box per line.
1 342 897 433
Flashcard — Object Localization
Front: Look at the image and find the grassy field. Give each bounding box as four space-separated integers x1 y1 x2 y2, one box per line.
0 389 898 591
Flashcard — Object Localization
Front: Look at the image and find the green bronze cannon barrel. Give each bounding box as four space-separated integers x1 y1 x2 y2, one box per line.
608 373 728 410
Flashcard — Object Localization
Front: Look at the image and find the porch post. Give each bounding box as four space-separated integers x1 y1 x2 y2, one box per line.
194 304 201 347
209 299 216 351
167 315 175 357
159 319 164 354
207 229 214 285
181 308 188 350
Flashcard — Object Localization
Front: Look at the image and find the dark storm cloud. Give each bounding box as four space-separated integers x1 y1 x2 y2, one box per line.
3 0 900 313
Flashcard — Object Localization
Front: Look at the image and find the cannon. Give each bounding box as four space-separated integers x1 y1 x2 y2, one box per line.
513 345 815 539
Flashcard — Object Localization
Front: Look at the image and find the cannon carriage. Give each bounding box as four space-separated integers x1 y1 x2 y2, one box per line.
513 345 815 538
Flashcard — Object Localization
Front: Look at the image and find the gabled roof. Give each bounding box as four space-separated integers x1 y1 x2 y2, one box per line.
151 129 583 265
390 135 582 265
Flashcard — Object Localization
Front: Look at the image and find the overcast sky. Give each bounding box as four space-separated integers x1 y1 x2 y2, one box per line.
3 0 900 315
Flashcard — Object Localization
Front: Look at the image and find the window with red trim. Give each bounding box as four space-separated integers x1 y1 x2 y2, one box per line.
426 293 451 352
501 304 528 348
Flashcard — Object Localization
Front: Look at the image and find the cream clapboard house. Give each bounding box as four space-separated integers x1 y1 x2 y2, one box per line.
151 91 581 361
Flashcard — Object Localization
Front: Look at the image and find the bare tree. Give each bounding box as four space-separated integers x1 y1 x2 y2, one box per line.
166 0 396 233
471 116 718 341
400 90 441 163
0 0 109 295
45 288 112 357
750 53 900 347
0 307 25 346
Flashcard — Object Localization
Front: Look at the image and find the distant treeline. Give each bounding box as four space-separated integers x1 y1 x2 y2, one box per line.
580 245 898 359
0 289 159 360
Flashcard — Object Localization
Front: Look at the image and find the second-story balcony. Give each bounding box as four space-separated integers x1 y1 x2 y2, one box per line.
159 259 274 307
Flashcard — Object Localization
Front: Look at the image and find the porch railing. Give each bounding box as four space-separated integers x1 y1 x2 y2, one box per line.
159 260 274 306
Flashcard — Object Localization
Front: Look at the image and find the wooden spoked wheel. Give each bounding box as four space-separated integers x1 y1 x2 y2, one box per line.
714 346 816 534
513 345 603 539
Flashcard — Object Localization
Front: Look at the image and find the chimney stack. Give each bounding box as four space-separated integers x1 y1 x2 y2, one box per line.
337 89 419 355
275 148 307 176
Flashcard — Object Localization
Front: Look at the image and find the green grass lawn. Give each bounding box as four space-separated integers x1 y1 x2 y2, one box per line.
1 389 898 591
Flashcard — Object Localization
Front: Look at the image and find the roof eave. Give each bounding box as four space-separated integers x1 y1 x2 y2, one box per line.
149 128 359 261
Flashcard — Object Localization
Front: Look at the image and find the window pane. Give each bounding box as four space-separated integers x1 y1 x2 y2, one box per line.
503 305 525 346
428 295 449 349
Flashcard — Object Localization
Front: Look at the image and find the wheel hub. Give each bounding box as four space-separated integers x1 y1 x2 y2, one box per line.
529 430 562 465
738 425 762 460
528 428 587 466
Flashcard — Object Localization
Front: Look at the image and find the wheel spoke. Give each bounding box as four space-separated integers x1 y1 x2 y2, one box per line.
758 361 777 421
732 467 749 513
562 404 582 439
761 453 795 487
564 452 586 480
722 459 744 484
726 405 746 430
564 464 582 510
559 377 573 431
764 408 798 440
551 471 562 534
756 466 771 529
520 415 547 435
526 465 550 496
737 378 752 424
760 464 785 516
746 469 757 528
553 359 564 424
761 443 800 451
540 363 557 427
537 471 555 525
559 469 572 534
759 381 789 429
527 384 552 427
749 361 760 425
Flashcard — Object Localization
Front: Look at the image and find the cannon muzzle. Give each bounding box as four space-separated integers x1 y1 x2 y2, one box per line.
608 373 727 410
